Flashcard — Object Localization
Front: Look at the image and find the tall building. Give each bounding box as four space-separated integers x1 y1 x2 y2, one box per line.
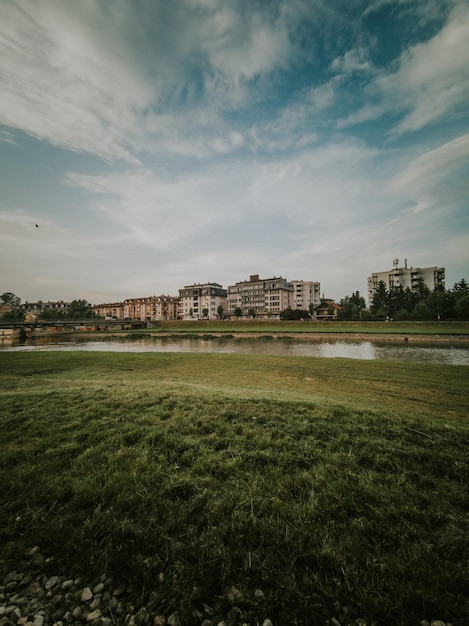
178 283 227 320
291 280 321 311
227 274 294 318
367 259 445 304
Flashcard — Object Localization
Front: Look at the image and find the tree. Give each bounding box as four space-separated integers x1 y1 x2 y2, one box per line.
338 292 365 320
280 306 293 320
69 300 94 319
370 281 388 316
455 294 469 319
202 308 209 319
1 292 23 321
234 307 242 318
217 304 224 320
1 292 21 308
453 278 469 297
248 308 256 319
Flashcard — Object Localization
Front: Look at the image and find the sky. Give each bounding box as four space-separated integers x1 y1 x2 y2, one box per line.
1 0 468 305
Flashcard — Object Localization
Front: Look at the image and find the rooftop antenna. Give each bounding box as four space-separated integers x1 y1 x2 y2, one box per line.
393 258 399 269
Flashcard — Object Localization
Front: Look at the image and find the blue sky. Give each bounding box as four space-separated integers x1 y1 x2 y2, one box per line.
1 0 468 304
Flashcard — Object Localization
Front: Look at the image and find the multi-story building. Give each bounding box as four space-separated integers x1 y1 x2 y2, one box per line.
93 296 178 321
291 280 321 312
367 259 445 305
178 283 227 320
93 302 125 319
123 296 179 321
227 274 294 318
22 300 71 315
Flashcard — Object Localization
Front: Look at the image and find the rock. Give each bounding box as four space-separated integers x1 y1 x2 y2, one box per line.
254 589 265 602
71 606 83 619
45 576 59 590
33 615 45 626
92 583 104 595
61 580 74 591
86 608 102 622
167 612 180 626
431 622 446 626
153 617 166 626
262 620 273 626
80 587 93 603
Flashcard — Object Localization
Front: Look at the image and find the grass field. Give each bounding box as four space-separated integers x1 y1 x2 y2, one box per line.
1 351 468 625
107 319 469 336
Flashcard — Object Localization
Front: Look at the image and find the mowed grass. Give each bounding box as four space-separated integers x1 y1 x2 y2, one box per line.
0 352 468 625
110 319 469 336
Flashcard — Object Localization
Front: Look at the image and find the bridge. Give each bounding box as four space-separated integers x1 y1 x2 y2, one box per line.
0 319 146 330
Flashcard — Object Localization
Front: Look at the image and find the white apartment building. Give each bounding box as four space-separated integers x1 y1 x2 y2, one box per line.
367 259 445 304
227 274 294 318
178 283 227 320
291 280 321 311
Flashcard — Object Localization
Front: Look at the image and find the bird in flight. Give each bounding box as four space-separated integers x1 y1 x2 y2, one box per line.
35 224 39 228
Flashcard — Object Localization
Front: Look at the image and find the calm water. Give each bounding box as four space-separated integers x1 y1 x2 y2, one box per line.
1 335 468 365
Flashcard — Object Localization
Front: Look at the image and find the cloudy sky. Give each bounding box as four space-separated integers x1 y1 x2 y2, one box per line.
1 0 468 305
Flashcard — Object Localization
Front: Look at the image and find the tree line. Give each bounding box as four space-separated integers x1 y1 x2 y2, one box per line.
0 294 96 321
340 279 469 321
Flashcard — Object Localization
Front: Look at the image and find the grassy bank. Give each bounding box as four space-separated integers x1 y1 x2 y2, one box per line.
1 352 468 625
104 320 469 336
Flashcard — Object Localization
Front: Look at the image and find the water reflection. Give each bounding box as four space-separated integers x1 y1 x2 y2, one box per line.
1 335 468 365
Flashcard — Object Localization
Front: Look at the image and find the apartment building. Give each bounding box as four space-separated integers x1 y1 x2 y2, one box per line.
123 296 179 321
291 280 321 311
178 283 227 320
22 300 71 315
227 274 294 318
367 259 445 304
93 302 125 319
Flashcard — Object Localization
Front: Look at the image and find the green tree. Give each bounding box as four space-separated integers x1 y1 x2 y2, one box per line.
413 301 432 320
455 294 469 319
69 300 94 319
1 292 21 308
202 308 209 319
248 308 256 319
1 292 23 321
217 304 224 320
280 306 293 320
234 307 242 318
452 278 469 297
370 281 388 316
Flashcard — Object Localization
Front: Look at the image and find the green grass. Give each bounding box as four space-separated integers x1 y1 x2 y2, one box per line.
1 352 468 625
107 319 469 336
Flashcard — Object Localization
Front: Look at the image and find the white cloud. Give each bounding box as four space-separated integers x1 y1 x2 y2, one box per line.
391 134 469 212
337 3 469 134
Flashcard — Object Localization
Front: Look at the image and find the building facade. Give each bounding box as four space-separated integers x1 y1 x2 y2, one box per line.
313 300 341 320
291 280 321 312
367 260 445 305
22 300 72 315
93 296 179 321
227 274 294 318
93 302 125 319
178 283 227 320
123 296 179 321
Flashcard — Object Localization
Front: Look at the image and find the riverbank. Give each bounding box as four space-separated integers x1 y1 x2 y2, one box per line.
22 328 469 345
1 352 468 625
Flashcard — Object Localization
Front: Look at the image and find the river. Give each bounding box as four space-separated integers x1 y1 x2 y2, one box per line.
1 334 468 365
